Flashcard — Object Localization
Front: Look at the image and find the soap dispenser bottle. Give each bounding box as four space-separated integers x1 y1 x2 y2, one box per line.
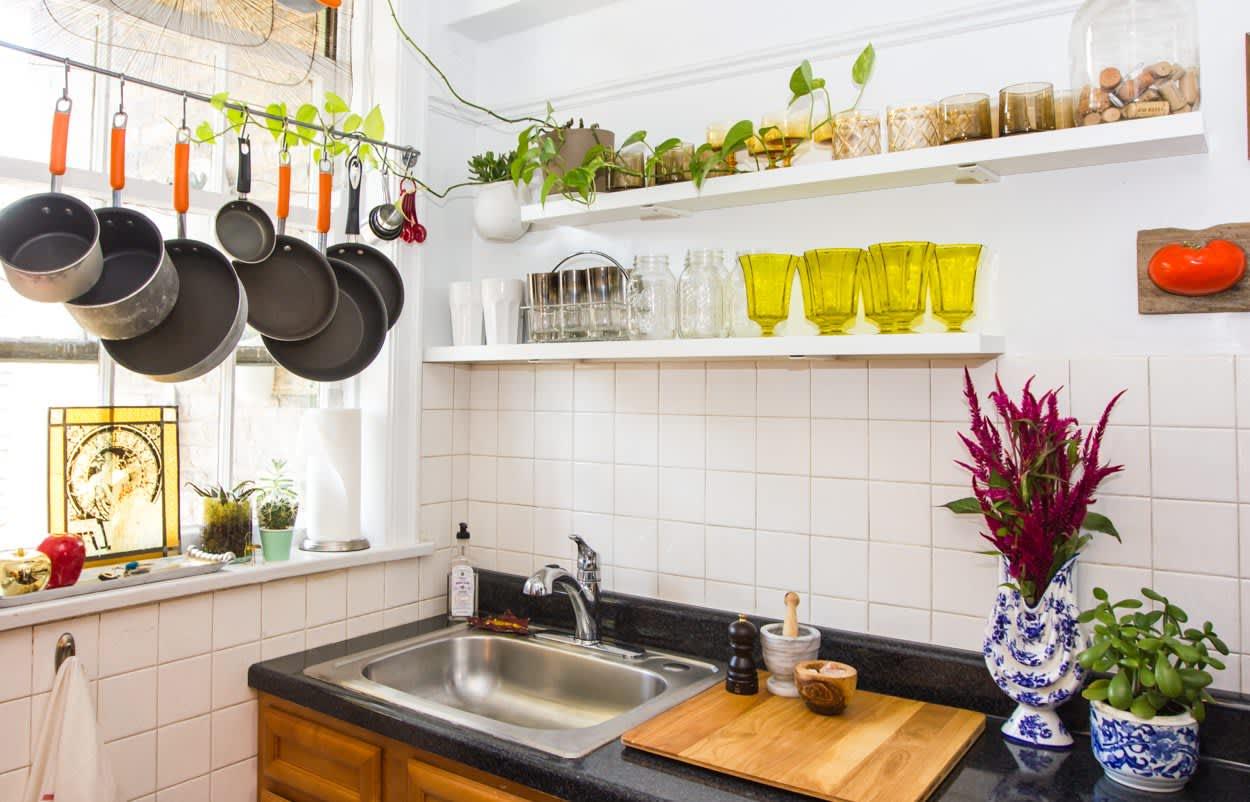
448 523 477 622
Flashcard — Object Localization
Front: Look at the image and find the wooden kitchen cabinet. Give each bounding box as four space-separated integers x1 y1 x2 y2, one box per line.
258 694 563 802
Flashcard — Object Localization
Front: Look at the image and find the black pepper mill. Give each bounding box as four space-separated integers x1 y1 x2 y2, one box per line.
726 614 759 695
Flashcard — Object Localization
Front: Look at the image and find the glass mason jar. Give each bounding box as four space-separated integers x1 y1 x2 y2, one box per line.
678 249 726 339
1070 0 1199 127
725 253 760 337
627 255 677 340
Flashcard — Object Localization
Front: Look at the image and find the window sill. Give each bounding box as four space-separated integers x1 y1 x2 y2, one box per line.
0 541 435 632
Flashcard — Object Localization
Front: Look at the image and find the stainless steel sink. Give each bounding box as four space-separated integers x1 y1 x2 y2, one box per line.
304 624 722 758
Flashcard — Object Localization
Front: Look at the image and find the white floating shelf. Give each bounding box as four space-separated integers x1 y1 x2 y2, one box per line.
424 333 1005 364
521 114 1207 228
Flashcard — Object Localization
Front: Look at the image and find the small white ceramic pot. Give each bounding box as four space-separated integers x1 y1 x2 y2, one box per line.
473 181 530 242
759 623 820 697
1090 700 1199 793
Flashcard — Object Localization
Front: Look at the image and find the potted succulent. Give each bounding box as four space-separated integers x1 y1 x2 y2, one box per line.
188 480 259 561
944 371 1124 749
257 460 300 562
1079 587 1229 793
469 150 530 242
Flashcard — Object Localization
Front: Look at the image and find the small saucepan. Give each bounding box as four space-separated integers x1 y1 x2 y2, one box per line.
67 106 180 340
105 128 247 383
214 135 276 264
0 92 103 302
327 154 404 329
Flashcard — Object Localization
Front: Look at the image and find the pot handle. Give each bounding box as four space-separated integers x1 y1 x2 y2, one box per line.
49 97 71 187
174 128 190 215
236 137 252 197
345 154 363 237
316 158 333 249
110 111 127 203
276 149 291 223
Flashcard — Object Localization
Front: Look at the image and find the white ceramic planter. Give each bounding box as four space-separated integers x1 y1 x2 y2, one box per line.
473 181 531 242
1090 700 1199 793
759 623 820 697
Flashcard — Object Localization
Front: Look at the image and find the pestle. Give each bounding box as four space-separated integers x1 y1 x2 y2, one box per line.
782 591 800 637
760 591 820 697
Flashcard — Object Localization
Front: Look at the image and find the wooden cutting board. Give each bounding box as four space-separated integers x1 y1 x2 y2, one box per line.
622 673 985 802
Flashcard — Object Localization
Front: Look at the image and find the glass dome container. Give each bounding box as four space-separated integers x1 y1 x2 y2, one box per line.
1069 0 1200 127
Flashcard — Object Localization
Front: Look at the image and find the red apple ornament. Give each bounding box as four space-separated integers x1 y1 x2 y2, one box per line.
37 533 86 589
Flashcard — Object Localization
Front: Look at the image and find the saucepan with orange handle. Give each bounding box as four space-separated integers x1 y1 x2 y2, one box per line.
0 89 104 302
104 127 247 383
66 100 180 340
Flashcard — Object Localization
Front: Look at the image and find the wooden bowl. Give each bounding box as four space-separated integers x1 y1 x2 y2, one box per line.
794 660 858 715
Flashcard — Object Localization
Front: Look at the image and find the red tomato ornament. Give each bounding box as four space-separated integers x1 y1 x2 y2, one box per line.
37 533 86 589
1148 239 1246 297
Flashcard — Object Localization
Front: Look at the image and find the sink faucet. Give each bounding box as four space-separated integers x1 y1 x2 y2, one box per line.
523 534 601 644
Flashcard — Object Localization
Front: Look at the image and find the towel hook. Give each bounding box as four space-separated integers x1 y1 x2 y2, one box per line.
54 633 75 672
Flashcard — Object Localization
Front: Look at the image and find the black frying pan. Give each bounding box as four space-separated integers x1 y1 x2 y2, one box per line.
263 258 387 382
326 155 403 328
104 131 246 383
234 150 338 341
215 137 276 264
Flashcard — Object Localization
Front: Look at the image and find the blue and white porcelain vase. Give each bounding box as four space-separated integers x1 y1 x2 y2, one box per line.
1090 700 1199 793
984 556 1086 749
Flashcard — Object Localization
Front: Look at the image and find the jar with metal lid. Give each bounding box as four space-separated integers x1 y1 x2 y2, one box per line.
679 249 725 339
1070 0 1199 127
627 255 677 340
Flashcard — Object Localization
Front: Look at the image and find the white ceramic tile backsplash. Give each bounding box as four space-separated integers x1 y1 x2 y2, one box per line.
441 358 1249 692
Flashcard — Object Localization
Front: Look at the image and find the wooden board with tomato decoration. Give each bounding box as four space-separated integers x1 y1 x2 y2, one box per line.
1137 224 1250 314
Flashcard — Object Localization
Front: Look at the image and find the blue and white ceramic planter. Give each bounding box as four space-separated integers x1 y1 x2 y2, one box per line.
984 556 1086 749
1090 700 1199 793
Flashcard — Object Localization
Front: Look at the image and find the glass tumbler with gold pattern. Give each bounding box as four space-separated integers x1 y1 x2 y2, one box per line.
738 253 800 336
800 249 864 335
999 82 1056 135
886 102 941 152
939 93 993 143
862 242 934 333
832 110 882 160
929 244 982 332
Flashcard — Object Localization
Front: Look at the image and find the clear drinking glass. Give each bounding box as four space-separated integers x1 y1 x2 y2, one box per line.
862 242 934 334
723 255 756 337
678 249 725 339
929 244 983 332
800 249 864 335
559 268 590 340
999 83 1057 136
627 255 677 340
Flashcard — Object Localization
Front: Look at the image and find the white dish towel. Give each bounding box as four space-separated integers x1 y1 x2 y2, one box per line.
23 656 120 802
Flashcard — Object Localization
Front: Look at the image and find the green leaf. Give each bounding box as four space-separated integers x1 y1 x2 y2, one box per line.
1082 678 1110 701
1192 699 1206 723
324 91 350 114
362 105 385 141
210 92 230 111
720 120 755 157
194 121 217 144
263 103 287 140
1165 604 1189 623
1108 670 1133 709
851 43 876 86
1130 694 1157 720
1093 587 1108 601
1078 639 1110 669
1209 636 1229 655
539 172 560 206
1179 669 1212 689
943 497 982 515
619 130 648 150
788 59 814 105
1081 512 1121 541
341 113 362 133
1155 653 1183 697
1140 666 1156 687
1142 587 1166 603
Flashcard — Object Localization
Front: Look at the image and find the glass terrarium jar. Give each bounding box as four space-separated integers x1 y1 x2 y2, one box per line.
201 498 252 559
1070 0 1200 127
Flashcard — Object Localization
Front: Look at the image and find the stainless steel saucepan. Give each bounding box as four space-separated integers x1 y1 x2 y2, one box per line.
66 102 180 340
0 90 103 302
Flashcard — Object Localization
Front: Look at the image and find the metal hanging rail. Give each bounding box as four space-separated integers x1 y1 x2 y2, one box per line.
0 39 420 164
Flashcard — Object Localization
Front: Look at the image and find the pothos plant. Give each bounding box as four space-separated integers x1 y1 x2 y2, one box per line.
1078 587 1228 722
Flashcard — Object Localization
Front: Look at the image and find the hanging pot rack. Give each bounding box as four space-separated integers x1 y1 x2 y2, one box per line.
0 39 420 170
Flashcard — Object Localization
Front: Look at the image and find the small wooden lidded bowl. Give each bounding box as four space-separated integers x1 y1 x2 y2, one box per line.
794 660 858 715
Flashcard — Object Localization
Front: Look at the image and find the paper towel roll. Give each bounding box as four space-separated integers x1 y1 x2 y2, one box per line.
298 409 362 543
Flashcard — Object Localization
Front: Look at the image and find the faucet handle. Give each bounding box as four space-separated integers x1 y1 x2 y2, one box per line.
569 534 599 582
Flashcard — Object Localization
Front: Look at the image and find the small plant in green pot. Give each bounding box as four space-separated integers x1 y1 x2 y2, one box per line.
188 481 259 561
1079 587 1229 793
257 460 300 562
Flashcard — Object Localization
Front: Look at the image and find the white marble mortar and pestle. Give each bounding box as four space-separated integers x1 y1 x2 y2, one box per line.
759 591 821 697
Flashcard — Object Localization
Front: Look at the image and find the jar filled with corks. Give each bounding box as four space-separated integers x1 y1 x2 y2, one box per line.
1069 0 1199 127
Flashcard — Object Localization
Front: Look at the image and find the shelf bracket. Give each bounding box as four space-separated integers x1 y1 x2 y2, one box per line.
954 163 1000 185
639 205 690 221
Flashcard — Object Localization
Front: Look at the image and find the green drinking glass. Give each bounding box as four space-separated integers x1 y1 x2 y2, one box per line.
738 253 800 336
800 248 864 335
862 242 934 334
930 244 982 332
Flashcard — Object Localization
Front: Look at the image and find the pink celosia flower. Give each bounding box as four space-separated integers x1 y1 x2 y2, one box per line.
946 370 1124 606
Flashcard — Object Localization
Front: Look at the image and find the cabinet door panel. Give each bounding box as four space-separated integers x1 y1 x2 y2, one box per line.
406 758 530 802
262 707 383 802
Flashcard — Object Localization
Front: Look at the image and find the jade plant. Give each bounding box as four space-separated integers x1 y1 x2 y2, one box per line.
1078 587 1229 722
467 150 517 184
257 460 299 532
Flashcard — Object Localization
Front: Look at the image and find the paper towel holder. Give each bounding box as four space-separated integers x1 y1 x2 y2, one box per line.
300 536 370 553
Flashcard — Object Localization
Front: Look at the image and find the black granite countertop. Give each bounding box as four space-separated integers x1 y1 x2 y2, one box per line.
250 572 1250 802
